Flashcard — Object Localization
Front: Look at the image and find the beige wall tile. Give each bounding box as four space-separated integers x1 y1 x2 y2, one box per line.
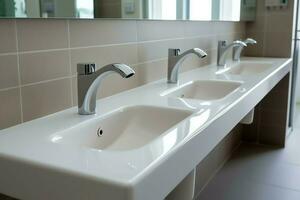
264 31 292 57
246 15 266 33
255 0 267 16
259 125 286 146
137 59 167 84
245 0 294 58
21 79 72 122
216 33 237 45
70 44 137 75
203 49 218 66
69 19 137 47
19 50 70 84
266 14 293 33
182 36 216 51
236 22 246 34
181 55 207 72
17 19 68 51
214 22 244 35
0 20 17 54
0 55 19 89
183 21 215 37
245 31 265 57
137 39 184 63
261 85 290 112
260 109 287 127
234 31 246 40
0 88 22 130
137 20 185 42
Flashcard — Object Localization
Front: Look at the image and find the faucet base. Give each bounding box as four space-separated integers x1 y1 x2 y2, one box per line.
78 108 96 115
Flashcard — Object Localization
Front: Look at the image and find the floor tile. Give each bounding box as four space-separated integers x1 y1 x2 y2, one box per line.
198 107 300 200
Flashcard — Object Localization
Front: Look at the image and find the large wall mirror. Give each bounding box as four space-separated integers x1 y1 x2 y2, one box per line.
0 0 257 21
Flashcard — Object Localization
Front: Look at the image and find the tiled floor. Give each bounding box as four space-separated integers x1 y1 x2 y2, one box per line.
196 107 300 200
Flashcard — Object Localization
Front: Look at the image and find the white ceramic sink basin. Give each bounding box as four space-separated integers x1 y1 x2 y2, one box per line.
51 105 192 151
227 62 273 75
165 80 242 101
0 57 291 200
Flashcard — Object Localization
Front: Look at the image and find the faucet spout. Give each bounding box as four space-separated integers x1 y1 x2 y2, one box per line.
179 48 208 59
233 38 257 61
217 40 247 68
77 63 135 115
168 48 207 84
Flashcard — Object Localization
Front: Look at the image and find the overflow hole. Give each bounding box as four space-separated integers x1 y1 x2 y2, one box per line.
97 128 103 137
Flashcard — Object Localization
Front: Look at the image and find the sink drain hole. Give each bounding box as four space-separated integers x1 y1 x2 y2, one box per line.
97 128 103 137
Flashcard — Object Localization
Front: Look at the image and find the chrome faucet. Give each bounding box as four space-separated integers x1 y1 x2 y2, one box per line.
168 48 207 84
232 38 257 61
217 40 247 68
77 63 135 115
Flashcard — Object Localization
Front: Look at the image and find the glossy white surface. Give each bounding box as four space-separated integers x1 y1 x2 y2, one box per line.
51 105 193 151
223 61 273 75
163 80 243 101
0 57 292 200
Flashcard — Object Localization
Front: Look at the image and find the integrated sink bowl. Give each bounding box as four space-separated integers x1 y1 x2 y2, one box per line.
165 80 242 101
227 62 273 75
51 105 192 151
0 57 290 200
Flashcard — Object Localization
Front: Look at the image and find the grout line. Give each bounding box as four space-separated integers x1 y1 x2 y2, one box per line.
137 37 185 44
0 52 18 57
67 41 138 51
67 19 74 106
134 20 138 43
20 76 71 88
17 47 70 55
14 20 24 123
0 86 20 93
0 43 136 56
0 46 212 91
0 42 219 93
251 181 300 194
0 31 245 57
135 57 168 66
0 29 242 92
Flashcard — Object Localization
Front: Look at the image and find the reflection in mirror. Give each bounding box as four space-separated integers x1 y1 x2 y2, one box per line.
0 0 256 21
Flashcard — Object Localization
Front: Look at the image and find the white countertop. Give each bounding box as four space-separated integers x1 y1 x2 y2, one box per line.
0 57 292 200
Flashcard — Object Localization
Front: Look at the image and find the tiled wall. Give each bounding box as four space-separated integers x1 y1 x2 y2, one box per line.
245 0 295 57
243 0 295 147
0 19 245 130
